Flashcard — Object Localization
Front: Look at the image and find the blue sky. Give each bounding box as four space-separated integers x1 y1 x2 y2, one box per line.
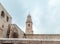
0 0 60 34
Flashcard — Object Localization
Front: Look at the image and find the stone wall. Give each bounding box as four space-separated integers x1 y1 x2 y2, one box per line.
0 39 60 44
26 34 60 39
0 3 12 38
13 24 25 38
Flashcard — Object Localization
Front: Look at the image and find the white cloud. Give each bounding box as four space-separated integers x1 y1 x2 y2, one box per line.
30 5 42 34
31 6 40 25
48 0 60 6
18 0 60 34
19 25 25 33
4 0 60 34
48 0 56 6
33 25 38 34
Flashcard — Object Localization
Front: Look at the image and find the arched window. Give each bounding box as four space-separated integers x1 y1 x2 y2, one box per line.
7 16 9 22
1 11 5 17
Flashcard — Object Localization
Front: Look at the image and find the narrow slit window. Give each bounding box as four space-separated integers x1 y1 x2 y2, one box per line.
7 16 9 22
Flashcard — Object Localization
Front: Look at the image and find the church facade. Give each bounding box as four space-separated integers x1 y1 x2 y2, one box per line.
0 3 60 44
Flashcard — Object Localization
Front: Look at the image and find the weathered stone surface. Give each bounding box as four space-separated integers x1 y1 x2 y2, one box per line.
0 39 60 44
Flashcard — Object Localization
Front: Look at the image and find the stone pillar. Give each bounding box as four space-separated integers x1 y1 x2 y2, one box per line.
9 24 14 38
0 28 3 38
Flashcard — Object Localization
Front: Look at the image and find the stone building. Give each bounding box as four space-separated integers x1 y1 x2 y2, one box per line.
0 3 24 38
0 3 60 44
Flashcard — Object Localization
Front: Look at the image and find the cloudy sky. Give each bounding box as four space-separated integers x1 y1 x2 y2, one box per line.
0 0 60 34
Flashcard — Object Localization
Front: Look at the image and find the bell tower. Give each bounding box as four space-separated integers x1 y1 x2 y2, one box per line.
26 14 33 34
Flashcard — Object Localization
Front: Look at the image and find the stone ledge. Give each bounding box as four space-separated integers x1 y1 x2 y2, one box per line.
0 38 60 41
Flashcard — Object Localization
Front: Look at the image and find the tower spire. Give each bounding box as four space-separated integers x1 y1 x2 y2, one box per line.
26 14 33 34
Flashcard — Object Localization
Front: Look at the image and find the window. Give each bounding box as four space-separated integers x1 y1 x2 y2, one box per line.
2 25 4 28
6 24 10 38
1 11 5 17
7 16 9 22
28 24 30 27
